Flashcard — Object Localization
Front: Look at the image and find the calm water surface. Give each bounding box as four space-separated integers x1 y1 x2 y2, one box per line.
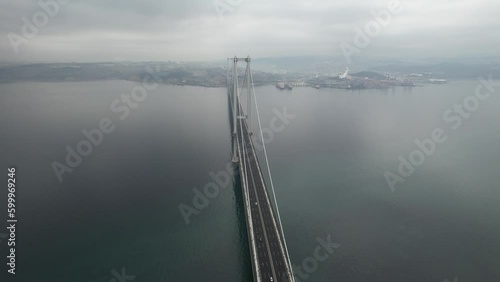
0 80 499 282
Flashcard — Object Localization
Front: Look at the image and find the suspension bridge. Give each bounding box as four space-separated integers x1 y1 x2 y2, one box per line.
227 56 295 282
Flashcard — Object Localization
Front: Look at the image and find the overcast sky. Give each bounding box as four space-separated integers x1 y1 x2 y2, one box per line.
0 0 499 63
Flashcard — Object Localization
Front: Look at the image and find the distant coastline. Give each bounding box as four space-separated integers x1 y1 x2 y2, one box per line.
1 60 497 90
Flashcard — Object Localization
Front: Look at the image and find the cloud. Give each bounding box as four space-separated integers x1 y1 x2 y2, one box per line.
0 0 499 62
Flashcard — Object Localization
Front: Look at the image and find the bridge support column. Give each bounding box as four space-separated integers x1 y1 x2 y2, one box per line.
245 56 252 134
232 56 239 163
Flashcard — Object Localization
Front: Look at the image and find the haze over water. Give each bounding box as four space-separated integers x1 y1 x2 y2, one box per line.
1 80 499 281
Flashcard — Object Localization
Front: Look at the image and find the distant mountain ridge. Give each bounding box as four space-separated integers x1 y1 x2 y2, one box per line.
0 62 282 87
370 62 500 79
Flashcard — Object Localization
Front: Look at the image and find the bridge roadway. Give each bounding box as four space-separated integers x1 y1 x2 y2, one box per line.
235 115 293 282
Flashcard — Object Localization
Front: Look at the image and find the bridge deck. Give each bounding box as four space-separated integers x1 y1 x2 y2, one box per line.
236 116 293 282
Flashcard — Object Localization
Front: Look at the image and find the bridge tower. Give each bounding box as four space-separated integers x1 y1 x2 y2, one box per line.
231 56 239 163
230 56 254 163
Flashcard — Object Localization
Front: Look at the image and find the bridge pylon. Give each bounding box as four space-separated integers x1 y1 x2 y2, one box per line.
231 56 240 163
